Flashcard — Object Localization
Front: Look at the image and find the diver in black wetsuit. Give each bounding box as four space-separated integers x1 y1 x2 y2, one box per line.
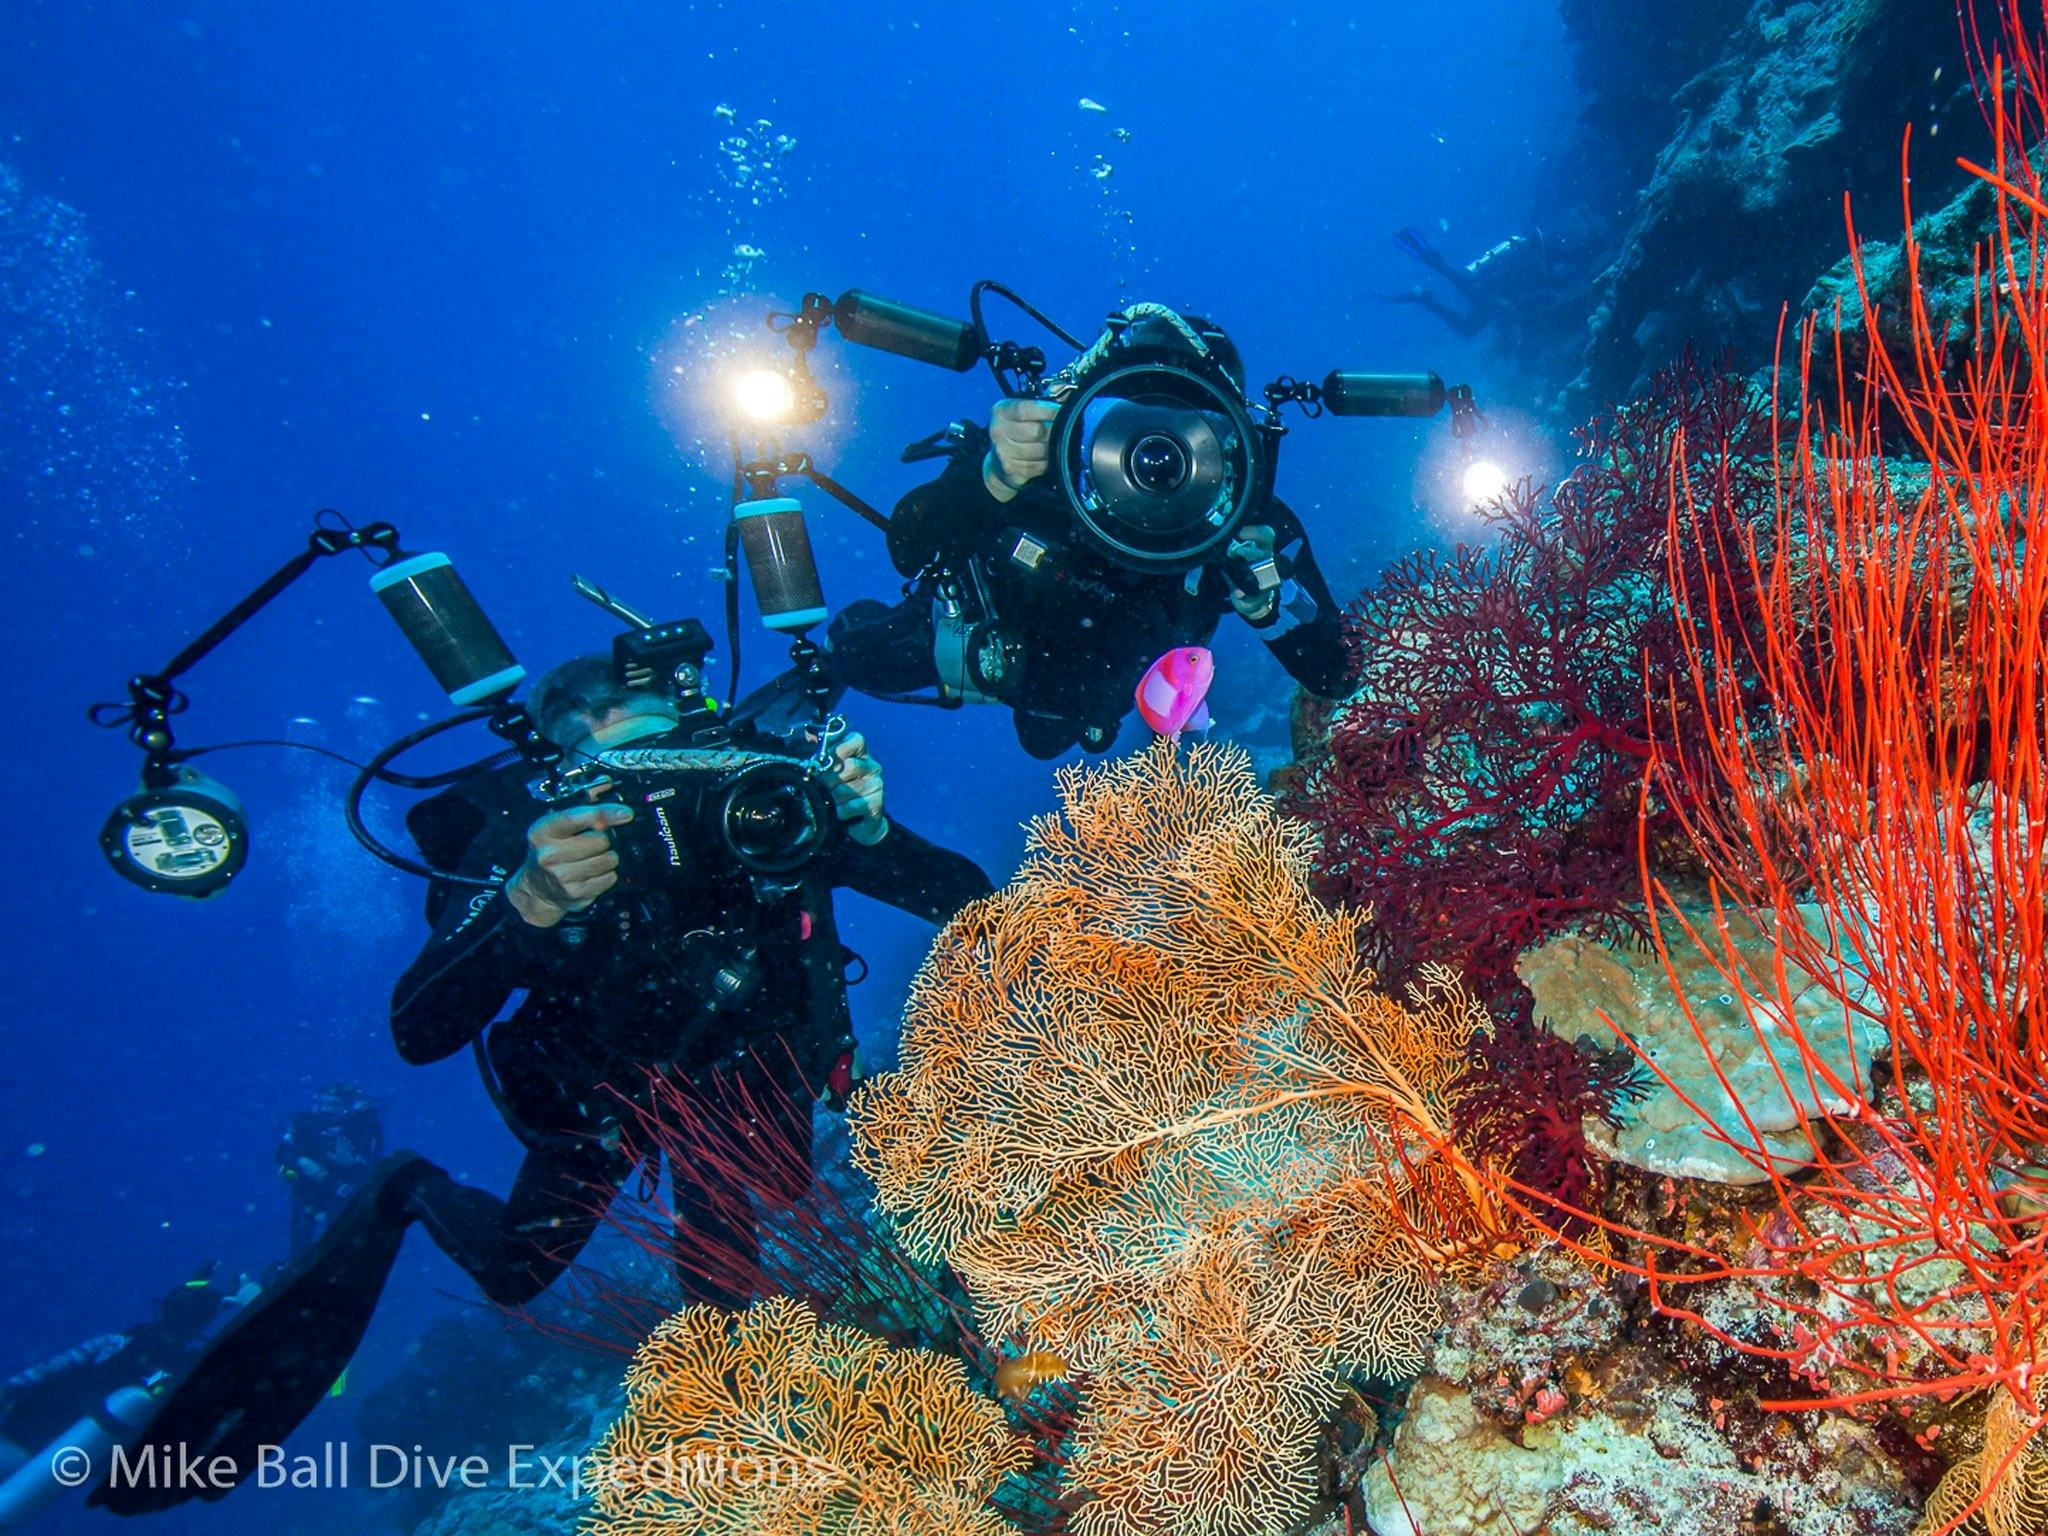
379 652 989 1310
276 1083 386 1257
826 311 1355 759
92 654 992 1516
0 1268 236 1494
1384 225 1563 341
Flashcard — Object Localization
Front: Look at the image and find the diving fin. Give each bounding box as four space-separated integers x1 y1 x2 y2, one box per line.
89 1154 427 1515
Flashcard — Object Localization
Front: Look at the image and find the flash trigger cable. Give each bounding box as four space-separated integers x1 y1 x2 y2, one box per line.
345 710 509 887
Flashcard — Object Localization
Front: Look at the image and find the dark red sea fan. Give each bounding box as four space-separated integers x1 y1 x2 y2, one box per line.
1287 355 1777 1006
1450 1014 1649 1220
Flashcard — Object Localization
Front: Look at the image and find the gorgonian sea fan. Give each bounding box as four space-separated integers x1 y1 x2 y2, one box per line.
1450 1014 1650 1222
1288 356 1778 1004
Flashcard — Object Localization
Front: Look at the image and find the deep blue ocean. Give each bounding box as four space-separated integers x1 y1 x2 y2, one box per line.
0 3 1576 1529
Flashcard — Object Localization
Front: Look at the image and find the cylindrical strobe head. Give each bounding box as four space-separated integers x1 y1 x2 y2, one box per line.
369 552 527 705
1320 371 1448 418
734 497 828 633
833 290 982 372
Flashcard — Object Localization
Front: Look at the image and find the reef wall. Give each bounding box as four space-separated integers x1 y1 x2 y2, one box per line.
1551 0 1973 410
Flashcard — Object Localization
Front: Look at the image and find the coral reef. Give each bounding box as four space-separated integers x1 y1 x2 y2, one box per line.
411 1391 618 1536
1516 904 1883 1184
582 1296 1028 1536
852 738 1517 1536
1289 358 1776 1006
1491 11 2048 1530
1557 0 1968 410
1802 164 1998 397
354 1305 621 1532
1363 1250 1919 1536
1447 1010 1647 1222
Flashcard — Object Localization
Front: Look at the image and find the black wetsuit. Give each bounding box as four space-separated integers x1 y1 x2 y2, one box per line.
388 763 992 1307
276 1106 384 1257
828 432 1356 757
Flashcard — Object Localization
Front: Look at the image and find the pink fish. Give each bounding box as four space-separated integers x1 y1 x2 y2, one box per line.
1134 646 1215 737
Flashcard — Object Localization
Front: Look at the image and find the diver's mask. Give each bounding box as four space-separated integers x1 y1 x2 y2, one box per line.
1045 307 1274 575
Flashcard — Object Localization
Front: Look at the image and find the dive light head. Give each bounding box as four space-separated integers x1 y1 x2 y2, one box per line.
100 766 249 898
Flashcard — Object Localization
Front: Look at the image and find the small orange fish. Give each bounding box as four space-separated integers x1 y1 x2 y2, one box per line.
994 1349 1068 1401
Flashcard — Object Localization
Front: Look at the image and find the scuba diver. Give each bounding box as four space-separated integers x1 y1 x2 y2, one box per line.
1384 224 1559 340
824 307 1357 759
90 644 993 1516
277 1083 386 1257
0 1083 387 1523
0 1266 240 1507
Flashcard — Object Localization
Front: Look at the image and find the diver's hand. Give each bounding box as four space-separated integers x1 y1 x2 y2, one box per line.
828 731 889 845
983 397 1060 503
1227 524 1282 622
506 802 634 927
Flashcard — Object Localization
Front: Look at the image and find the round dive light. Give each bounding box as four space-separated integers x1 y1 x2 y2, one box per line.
99 767 249 898
715 759 829 876
1051 360 1267 573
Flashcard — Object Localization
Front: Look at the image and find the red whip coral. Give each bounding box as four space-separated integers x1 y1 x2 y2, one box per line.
1533 10 2048 1529
1289 356 1777 1004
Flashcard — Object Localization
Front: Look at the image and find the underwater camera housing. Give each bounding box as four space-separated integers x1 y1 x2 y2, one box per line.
538 617 833 888
1047 309 1272 576
784 285 1477 588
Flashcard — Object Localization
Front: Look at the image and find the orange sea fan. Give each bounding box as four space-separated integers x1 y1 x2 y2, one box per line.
582 1295 1028 1536
848 738 1510 1536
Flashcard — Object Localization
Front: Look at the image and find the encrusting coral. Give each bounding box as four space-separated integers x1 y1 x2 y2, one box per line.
851 737 1517 1536
581 1295 1028 1536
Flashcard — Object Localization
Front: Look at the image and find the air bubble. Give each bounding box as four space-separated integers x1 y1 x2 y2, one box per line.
0 162 188 551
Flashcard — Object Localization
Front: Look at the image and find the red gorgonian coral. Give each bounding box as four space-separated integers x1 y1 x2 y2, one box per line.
1288 356 1777 1006
1450 1014 1649 1223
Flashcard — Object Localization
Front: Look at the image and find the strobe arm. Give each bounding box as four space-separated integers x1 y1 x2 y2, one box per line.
91 515 402 781
1263 371 1480 422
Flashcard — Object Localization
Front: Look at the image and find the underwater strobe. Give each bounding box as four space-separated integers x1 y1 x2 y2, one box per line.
94 516 528 897
98 761 252 899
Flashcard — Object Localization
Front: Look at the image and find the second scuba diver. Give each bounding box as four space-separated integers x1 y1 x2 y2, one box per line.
826 308 1358 758
91 648 992 1515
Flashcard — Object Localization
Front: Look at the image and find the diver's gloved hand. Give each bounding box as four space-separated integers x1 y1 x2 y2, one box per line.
828 731 889 845
983 397 1060 503
1226 524 1284 622
506 802 634 927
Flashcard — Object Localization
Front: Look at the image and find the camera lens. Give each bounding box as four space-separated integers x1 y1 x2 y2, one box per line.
1127 432 1191 494
718 763 825 874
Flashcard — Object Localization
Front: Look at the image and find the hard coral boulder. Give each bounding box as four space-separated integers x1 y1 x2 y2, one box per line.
1515 905 1882 1184
1362 1379 1551 1536
1366 1373 1916 1536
